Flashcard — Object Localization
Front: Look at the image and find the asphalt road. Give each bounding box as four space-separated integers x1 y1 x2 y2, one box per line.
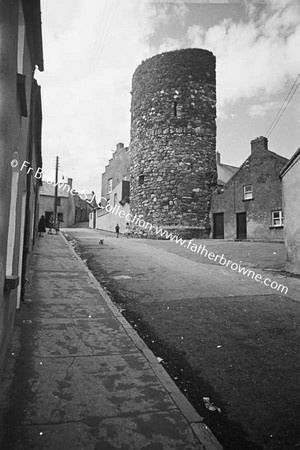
64 228 300 450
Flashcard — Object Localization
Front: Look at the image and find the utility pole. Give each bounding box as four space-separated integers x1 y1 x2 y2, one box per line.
54 156 59 233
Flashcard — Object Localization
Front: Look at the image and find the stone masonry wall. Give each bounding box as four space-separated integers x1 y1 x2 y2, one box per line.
130 49 217 238
211 137 288 241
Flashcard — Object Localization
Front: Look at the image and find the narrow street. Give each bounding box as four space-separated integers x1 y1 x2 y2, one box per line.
1 2 300 450
65 227 300 450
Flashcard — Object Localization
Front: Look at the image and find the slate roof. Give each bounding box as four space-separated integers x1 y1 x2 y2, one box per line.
217 162 238 186
279 147 300 178
40 182 70 198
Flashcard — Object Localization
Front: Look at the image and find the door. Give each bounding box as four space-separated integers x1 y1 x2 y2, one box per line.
45 211 53 228
213 213 224 239
236 212 247 240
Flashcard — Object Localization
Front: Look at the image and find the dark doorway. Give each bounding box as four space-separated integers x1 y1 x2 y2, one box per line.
45 211 53 228
236 212 247 240
213 213 224 239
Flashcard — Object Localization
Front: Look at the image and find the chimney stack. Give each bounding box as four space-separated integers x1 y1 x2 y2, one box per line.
67 178 73 189
216 151 221 164
116 142 124 152
251 136 268 155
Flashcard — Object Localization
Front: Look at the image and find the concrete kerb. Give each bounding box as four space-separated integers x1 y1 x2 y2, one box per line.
61 231 223 450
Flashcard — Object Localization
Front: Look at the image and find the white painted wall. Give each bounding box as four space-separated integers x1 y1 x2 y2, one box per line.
96 182 131 234
96 203 131 234
89 212 94 228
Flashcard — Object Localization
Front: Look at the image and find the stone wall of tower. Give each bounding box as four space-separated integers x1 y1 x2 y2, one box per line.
130 48 217 238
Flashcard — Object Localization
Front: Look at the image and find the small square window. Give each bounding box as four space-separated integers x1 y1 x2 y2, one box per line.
272 211 283 227
243 185 253 200
139 175 145 185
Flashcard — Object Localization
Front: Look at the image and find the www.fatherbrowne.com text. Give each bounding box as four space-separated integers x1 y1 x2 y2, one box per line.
104 202 289 295
14 159 288 295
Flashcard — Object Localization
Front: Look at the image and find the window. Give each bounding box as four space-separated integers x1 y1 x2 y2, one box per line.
114 193 117 206
58 213 64 222
107 178 112 194
272 211 283 227
57 197 61 206
174 101 178 117
139 174 145 185
243 185 253 200
173 101 182 118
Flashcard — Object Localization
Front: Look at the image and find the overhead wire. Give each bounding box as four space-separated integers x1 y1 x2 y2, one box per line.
71 1 119 116
87 0 110 70
266 73 300 137
71 0 120 154
90 0 119 74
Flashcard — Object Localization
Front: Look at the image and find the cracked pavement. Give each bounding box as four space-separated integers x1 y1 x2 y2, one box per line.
0 232 221 449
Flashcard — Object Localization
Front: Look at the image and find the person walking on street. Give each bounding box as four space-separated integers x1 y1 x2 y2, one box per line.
115 224 120 238
38 215 46 237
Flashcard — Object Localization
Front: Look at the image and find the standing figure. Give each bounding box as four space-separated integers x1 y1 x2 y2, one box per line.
125 222 131 239
48 215 54 234
115 223 120 238
38 215 46 237
54 219 60 235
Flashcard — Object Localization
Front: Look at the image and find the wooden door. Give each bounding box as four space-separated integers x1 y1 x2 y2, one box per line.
213 213 224 239
236 212 247 240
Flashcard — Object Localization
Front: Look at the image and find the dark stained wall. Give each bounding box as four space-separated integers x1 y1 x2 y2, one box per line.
0 0 43 371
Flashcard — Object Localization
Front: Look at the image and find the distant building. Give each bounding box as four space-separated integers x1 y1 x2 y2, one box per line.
100 142 130 207
93 143 131 233
280 147 300 275
74 192 95 224
95 180 130 233
39 178 75 227
211 137 288 241
0 0 43 370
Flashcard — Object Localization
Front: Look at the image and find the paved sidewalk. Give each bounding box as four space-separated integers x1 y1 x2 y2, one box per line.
0 233 222 449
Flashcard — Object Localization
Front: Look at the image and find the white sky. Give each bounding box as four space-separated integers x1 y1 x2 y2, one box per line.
35 0 300 199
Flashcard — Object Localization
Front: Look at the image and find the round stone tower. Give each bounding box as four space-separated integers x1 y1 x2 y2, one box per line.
130 48 217 238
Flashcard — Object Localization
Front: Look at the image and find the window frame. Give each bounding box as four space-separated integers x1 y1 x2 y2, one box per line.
271 210 284 227
243 184 253 200
107 178 113 194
